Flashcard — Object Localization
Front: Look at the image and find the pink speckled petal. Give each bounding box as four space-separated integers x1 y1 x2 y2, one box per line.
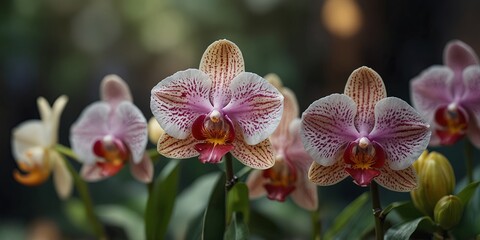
410 66 454 123
291 173 318 210
270 87 299 149
70 102 110 164
199 39 245 108
375 164 417 192
462 67 480 126
111 102 147 164
100 75 132 105
369 97 431 170
344 66 387 133
150 69 214 139
130 153 153 183
444 40 479 73
308 160 348 186
223 72 284 145
231 134 275 169
157 133 199 159
301 94 359 166
245 170 267 199
285 119 314 172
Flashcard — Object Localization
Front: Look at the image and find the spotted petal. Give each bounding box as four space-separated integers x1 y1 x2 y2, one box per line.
369 97 431 170
444 40 479 74
344 66 387 133
285 119 314 172
157 133 199 159
101 75 132 105
223 72 284 145
70 102 110 164
199 39 245 108
111 102 147 164
151 69 213 139
301 94 359 166
410 67 454 123
231 135 275 169
308 160 348 186
375 164 417 192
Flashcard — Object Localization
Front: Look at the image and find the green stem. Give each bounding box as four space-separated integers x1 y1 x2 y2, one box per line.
465 140 474 183
56 145 107 240
224 153 237 191
370 182 384 240
311 208 322 240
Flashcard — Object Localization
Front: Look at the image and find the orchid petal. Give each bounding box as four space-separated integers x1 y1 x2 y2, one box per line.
444 40 479 73
199 39 245 107
231 136 275 169
37 97 52 123
375 165 417 192
462 66 480 127
264 73 283 90
157 133 199 159
80 164 110 182
12 120 48 162
151 69 213 139
50 96 68 145
130 153 153 183
100 74 132 104
51 151 72 199
301 94 358 166
344 66 387 133
410 67 454 122
285 119 314 172
70 102 110 164
291 175 318 210
245 170 267 199
111 102 147 164
467 120 480 148
308 160 348 186
223 72 284 145
270 87 299 147
369 97 431 170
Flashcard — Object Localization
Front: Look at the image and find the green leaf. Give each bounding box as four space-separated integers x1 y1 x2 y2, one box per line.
226 182 250 225
380 201 409 219
96 205 144 240
392 201 423 221
202 173 226 240
385 216 435 240
145 160 180 240
324 192 369 240
224 212 249 240
456 181 480 205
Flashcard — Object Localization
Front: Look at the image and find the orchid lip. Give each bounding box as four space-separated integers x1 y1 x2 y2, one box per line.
343 140 385 186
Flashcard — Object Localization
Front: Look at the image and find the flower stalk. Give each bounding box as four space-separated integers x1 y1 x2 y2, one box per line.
311 208 322 240
370 182 384 240
224 152 237 191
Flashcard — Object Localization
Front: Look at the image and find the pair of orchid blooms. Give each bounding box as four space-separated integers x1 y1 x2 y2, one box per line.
12 39 480 212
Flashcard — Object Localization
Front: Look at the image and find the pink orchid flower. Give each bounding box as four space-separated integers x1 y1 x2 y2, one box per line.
301 67 431 191
70 75 153 182
150 39 284 169
246 74 318 210
411 40 480 147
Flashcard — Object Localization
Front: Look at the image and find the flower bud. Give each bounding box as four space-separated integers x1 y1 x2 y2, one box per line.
148 117 164 144
410 151 455 217
434 195 464 230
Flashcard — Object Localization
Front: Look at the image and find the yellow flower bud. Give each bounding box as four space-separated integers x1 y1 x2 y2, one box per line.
434 195 464 230
148 117 164 144
410 151 455 217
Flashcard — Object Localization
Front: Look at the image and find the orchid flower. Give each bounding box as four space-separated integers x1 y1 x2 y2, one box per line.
301 67 431 191
12 96 72 199
411 40 480 147
70 75 152 182
150 39 284 169
246 74 318 210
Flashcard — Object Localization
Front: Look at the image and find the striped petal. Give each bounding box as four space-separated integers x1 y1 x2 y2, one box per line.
157 133 199 159
344 66 387 133
223 72 284 145
70 102 110 164
444 40 479 74
199 39 245 108
291 174 318 210
231 135 275 169
100 75 133 105
410 66 454 122
369 97 431 170
130 153 153 183
375 164 417 192
151 69 213 139
245 170 267 199
111 102 147 164
308 160 348 186
301 94 359 166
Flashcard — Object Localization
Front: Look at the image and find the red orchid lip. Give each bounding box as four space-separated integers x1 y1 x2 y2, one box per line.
434 105 468 145
343 140 385 186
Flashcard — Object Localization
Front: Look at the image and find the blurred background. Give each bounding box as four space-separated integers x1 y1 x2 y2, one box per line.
1 0 480 239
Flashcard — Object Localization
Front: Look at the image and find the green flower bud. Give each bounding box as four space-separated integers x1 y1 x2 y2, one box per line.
434 195 464 230
410 151 455 217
